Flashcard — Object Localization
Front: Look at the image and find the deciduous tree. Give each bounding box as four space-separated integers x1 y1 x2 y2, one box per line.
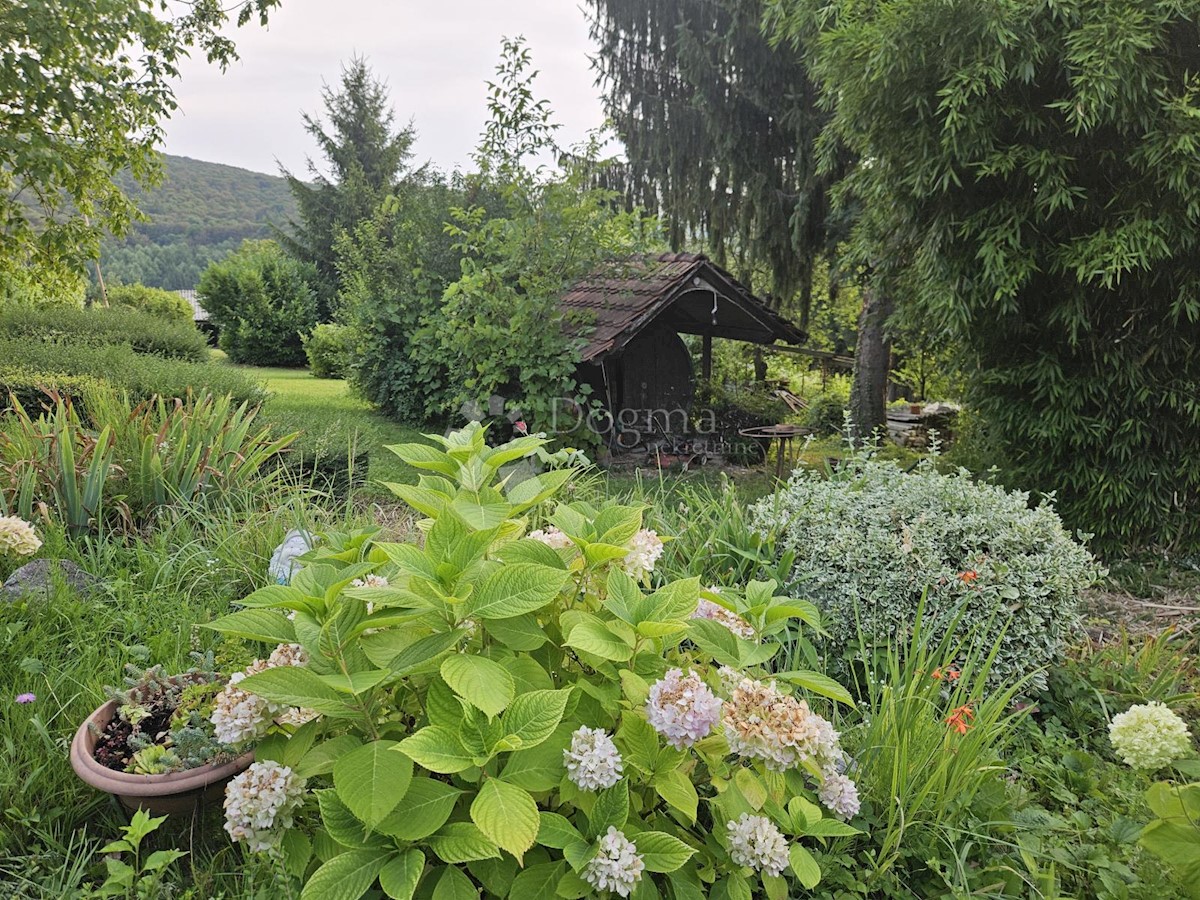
769 0 1200 548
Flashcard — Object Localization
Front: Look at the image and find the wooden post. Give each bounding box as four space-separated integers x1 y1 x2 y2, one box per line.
701 334 713 385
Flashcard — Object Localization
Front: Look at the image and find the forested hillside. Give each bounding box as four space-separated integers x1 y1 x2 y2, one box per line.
99 155 297 290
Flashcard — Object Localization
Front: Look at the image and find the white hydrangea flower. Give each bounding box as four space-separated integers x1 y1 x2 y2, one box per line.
274 707 320 728
583 827 645 897
350 574 389 588
818 770 861 820
646 668 722 750
212 644 312 746
692 597 755 639
223 761 305 852
211 662 274 747
0 516 41 557
564 726 623 791
722 675 843 772
622 529 663 580
529 526 573 549
726 813 789 877
1109 701 1193 769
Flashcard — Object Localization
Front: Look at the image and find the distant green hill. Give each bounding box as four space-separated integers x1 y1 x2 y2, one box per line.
99 154 298 290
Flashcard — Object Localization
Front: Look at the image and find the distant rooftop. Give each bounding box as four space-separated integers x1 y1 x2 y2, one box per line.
175 288 208 322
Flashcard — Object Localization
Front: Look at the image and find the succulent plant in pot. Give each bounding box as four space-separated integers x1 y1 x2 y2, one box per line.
70 647 314 815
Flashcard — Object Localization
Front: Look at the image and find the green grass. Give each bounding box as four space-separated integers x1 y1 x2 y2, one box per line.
0 492 342 895
218 357 425 498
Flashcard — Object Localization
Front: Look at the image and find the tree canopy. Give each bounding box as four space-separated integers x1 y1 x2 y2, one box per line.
280 57 418 314
769 0 1200 548
587 0 839 324
0 0 278 300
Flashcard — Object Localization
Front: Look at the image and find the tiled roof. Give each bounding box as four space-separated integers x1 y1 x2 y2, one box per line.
562 252 805 362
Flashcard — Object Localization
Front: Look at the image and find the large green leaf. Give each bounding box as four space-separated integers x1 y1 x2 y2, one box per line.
460 563 570 620
654 768 698 823
537 812 584 850
299 849 387 900
396 726 475 774
333 740 413 829
565 619 634 662
239 667 355 717
587 781 629 837
431 864 479 900
205 608 296 643
427 823 501 864
631 831 696 873
471 778 540 860
316 790 390 850
508 862 566 900
774 670 856 707
376 778 462 841
440 655 515 717
500 727 569 791
379 849 425 900
789 845 821 889
499 689 571 750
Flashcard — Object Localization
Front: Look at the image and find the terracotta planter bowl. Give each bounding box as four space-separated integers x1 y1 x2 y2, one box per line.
70 700 254 815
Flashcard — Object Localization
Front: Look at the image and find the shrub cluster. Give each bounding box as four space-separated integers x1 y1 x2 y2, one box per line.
0 304 208 361
199 240 318 367
206 425 863 898
0 340 264 410
752 457 1101 690
105 284 194 324
302 323 355 379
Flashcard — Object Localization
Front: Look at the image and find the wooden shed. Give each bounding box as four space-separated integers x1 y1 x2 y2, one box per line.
561 252 806 430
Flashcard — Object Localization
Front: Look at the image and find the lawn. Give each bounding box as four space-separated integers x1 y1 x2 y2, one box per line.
219 358 425 496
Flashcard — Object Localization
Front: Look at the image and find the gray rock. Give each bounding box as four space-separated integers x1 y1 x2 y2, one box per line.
4 558 102 600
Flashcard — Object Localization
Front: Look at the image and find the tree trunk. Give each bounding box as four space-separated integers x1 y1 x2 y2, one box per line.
849 284 893 441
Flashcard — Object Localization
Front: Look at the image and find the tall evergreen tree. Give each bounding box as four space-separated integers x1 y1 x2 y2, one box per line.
586 0 839 326
280 57 416 316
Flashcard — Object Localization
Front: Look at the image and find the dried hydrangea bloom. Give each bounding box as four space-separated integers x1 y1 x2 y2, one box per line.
564 726 623 791
267 643 309 669
646 668 722 750
1109 701 1193 769
583 827 645 897
274 707 320 728
726 813 790 876
0 516 41 557
528 526 573 549
223 760 305 852
622 529 664 580
722 674 842 772
692 597 755 639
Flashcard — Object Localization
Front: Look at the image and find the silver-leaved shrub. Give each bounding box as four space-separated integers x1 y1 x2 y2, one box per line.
205 424 862 899
751 457 1101 691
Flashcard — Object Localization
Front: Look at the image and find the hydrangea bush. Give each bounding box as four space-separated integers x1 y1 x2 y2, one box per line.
206 424 862 899
751 458 1102 690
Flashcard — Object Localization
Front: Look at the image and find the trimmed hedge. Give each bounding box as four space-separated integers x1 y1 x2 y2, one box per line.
0 304 207 361
106 284 194 324
0 341 264 410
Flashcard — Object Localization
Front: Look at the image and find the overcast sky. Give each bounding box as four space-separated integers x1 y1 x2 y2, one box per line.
163 0 608 177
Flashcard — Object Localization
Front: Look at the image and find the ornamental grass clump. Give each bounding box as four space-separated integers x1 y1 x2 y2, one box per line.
204 423 864 898
752 456 1102 690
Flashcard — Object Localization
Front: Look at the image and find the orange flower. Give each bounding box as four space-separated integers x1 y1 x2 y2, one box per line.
931 667 961 681
958 570 978 584
946 705 975 735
